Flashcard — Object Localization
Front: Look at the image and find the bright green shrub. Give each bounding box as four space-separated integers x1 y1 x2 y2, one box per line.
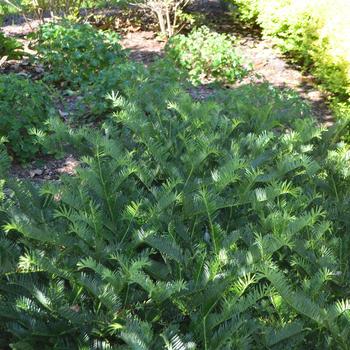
231 0 260 21
0 31 23 60
22 0 84 17
0 74 54 162
166 26 249 84
232 0 350 101
2 78 350 348
35 21 126 88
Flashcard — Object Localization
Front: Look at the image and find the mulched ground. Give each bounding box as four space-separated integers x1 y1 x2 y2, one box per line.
1 4 334 181
10 155 79 181
120 31 164 64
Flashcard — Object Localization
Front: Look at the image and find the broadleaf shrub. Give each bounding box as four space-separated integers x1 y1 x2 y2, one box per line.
76 59 184 120
34 21 127 88
166 26 249 84
1 68 350 348
22 0 84 18
0 74 54 162
0 31 23 60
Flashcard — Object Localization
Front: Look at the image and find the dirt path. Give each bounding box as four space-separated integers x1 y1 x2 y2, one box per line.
235 37 333 126
120 31 164 64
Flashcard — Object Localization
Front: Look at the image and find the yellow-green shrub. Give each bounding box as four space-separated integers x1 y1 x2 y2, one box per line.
232 0 350 100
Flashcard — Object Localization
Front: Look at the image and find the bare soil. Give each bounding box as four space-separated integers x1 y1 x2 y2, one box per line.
120 31 164 64
10 155 79 182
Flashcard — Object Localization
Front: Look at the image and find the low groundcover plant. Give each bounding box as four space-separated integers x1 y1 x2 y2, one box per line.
1 73 350 348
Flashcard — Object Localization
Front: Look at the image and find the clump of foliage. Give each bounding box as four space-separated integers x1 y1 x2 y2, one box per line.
34 21 126 88
22 0 84 18
77 61 147 119
0 74 54 162
166 26 249 84
0 138 10 177
76 59 184 120
1 72 350 348
0 31 23 60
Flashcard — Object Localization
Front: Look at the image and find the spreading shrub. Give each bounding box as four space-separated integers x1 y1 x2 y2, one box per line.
35 21 127 88
0 74 54 162
166 26 249 84
232 0 350 101
76 59 184 120
0 31 23 60
0 138 10 177
77 61 148 119
1 71 350 348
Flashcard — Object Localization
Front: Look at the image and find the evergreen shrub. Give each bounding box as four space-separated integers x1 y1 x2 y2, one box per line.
0 74 54 162
231 0 350 101
1 79 350 348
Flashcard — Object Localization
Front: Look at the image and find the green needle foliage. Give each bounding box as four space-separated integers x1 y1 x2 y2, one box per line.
0 74 54 162
76 59 185 121
1 66 350 348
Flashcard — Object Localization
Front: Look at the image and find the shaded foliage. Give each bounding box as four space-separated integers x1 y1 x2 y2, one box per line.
0 74 54 162
1 75 350 348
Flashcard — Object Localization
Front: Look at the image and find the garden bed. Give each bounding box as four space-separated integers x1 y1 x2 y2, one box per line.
1 5 349 348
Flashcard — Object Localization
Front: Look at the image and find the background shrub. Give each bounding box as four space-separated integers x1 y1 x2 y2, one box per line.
22 0 84 17
0 31 23 60
231 0 350 101
166 26 249 84
35 21 127 88
75 58 184 120
0 74 54 162
77 61 147 119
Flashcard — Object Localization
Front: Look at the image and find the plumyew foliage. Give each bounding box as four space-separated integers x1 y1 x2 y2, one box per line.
0 74 54 162
1 74 350 349
1 21 350 347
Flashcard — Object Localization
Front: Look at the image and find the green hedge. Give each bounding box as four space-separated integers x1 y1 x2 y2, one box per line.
232 0 350 102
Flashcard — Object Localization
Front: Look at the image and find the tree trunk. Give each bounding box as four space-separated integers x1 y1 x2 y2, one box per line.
155 9 167 36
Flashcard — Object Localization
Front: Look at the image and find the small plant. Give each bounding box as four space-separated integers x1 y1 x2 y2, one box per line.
166 26 249 84
35 21 127 88
0 74 54 162
0 31 23 60
76 58 184 120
